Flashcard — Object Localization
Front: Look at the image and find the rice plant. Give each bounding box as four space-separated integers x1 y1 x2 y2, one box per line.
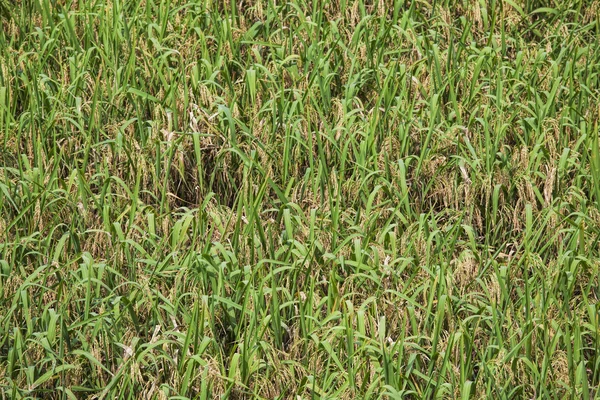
1 0 600 398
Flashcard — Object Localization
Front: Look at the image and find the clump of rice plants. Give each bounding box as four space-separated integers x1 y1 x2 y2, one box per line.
1 0 600 398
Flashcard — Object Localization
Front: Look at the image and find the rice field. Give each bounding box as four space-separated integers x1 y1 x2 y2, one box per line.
1 0 600 398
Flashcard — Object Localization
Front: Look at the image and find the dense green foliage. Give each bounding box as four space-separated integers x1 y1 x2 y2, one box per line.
1 0 600 398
